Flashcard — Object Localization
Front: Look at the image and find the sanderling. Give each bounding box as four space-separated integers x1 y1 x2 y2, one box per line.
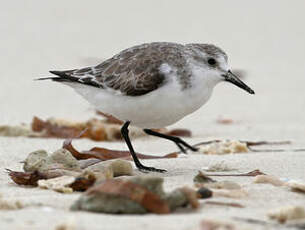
38 42 254 172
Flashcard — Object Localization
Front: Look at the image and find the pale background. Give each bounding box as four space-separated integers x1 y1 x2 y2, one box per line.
0 1 305 230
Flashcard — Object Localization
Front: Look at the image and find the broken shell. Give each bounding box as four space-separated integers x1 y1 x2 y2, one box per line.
253 175 285 187
38 176 75 193
268 206 305 223
197 140 249 155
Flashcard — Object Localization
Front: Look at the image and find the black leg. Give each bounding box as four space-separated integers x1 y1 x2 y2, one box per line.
121 121 166 173
143 129 198 153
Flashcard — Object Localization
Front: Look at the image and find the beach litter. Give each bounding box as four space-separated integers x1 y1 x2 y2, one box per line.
0 115 192 141
71 176 199 214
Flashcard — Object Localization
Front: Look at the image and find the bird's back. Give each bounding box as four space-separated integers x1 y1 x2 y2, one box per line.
49 42 189 96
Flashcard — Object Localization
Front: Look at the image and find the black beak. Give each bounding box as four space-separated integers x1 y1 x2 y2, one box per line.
222 70 255 94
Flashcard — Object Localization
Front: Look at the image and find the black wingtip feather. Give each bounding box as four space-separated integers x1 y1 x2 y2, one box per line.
36 70 79 83
49 70 69 78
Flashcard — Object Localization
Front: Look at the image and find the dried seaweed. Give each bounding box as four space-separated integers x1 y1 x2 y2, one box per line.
0 116 192 141
63 138 178 161
204 169 266 177
6 169 47 186
32 116 107 140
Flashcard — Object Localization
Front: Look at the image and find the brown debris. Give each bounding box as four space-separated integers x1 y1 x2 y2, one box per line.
72 176 199 214
63 138 178 161
6 169 47 186
86 179 170 214
31 116 107 140
7 146 133 190
1 115 192 140
30 116 145 141
69 172 96 192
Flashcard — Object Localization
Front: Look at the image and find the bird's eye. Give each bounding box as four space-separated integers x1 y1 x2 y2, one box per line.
208 58 216 66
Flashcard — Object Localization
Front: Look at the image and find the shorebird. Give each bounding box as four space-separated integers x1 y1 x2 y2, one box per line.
38 42 254 172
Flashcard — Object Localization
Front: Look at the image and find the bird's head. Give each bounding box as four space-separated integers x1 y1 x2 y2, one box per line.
186 43 255 94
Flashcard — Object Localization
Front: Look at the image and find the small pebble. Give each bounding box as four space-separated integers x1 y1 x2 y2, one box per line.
197 187 213 199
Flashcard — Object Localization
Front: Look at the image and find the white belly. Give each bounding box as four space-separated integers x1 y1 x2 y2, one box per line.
66 76 213 129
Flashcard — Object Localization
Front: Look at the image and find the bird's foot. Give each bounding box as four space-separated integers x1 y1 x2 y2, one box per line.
175 141 198 154
188 145 199 152
136 164 167 173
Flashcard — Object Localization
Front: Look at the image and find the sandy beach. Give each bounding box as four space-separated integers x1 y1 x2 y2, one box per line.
1 1 305 229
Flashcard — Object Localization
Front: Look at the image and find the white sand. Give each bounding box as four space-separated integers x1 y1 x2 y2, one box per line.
1 1 305 229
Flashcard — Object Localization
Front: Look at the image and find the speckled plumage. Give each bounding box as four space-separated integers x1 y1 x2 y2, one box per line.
49 42 226 96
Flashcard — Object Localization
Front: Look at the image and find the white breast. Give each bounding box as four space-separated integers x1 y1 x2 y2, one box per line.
66 64 216 129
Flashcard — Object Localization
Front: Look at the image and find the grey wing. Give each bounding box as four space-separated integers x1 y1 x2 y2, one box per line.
95 49 166 96
49 45 167 96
